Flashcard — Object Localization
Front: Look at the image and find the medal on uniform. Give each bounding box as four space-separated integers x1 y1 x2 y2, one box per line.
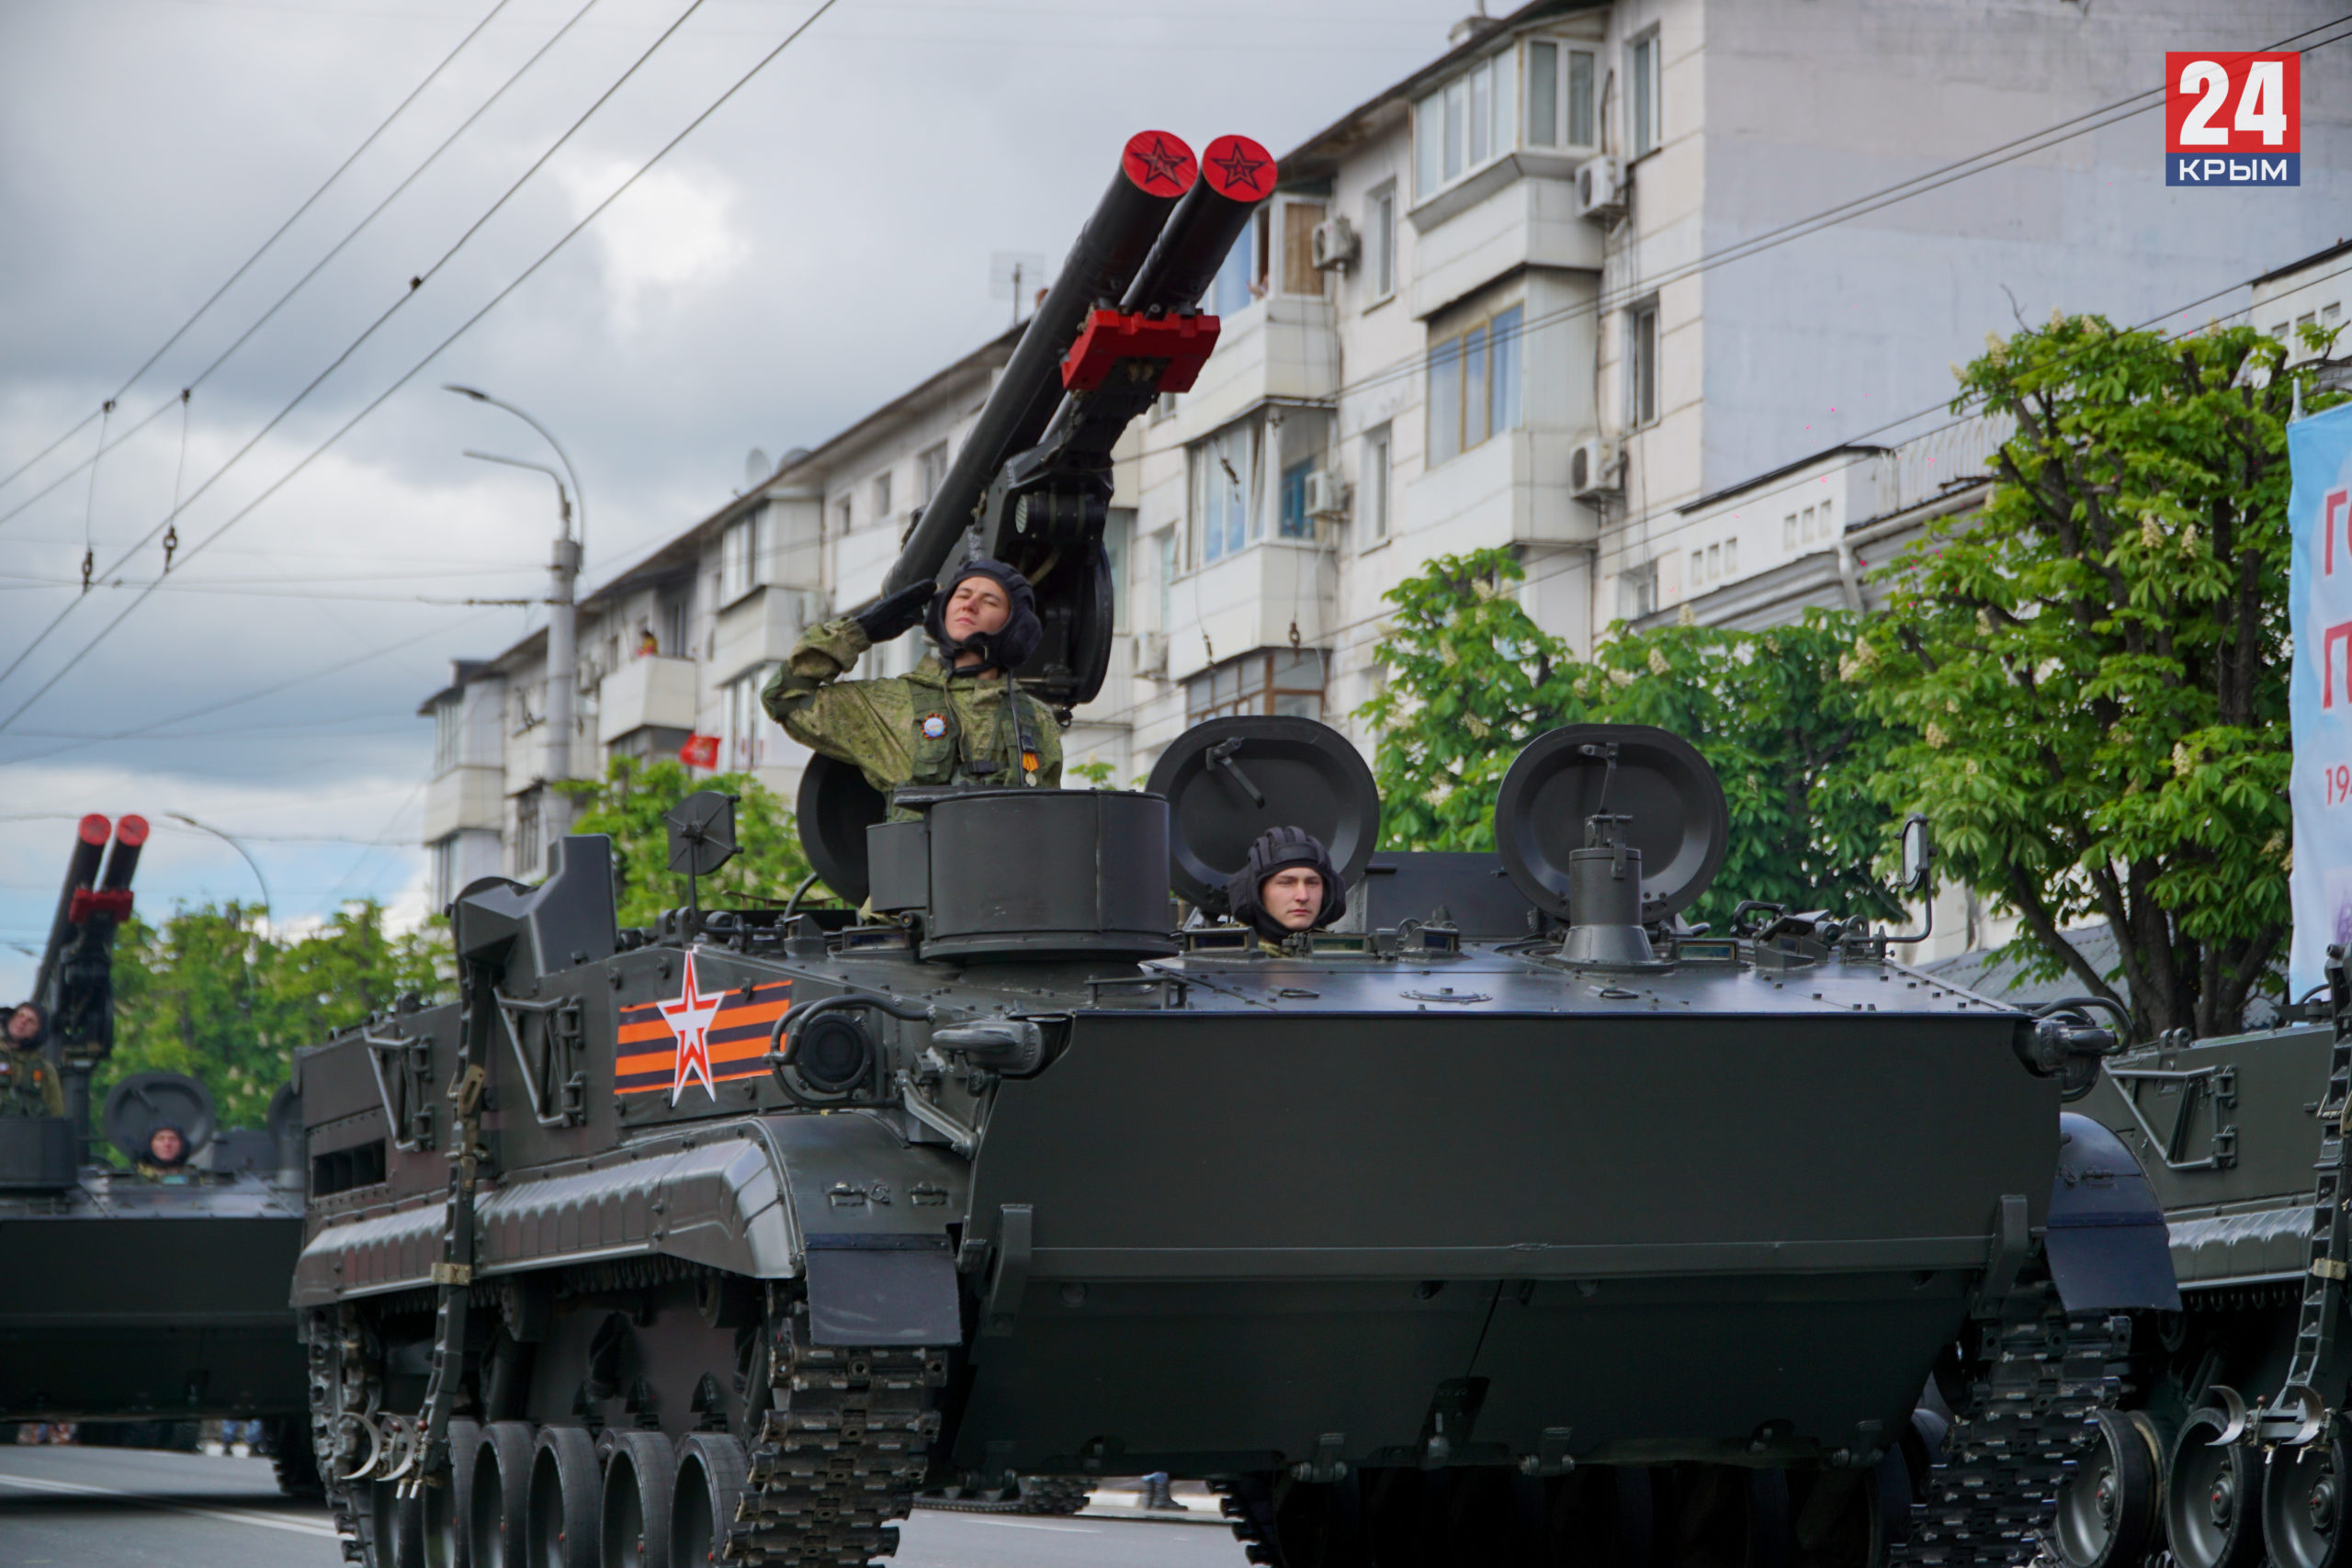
921 714 947 739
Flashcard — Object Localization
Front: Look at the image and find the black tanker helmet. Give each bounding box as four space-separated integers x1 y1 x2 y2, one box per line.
1226 826 1347 941
926 558 1043 674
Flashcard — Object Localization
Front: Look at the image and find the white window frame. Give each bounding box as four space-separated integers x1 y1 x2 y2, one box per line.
432 698 461 773
1191 421 1260 566
1413 46 1520 200
1365 181 1396 302
871 469 893 523
1628 28 1662 159
1426 303 1526 467
720 515 762 604
916 442 948 505
1360 423 1392 543
1618 561 1657 621
720 666 776 772
1628 299 1660 429
1524 39 1600 151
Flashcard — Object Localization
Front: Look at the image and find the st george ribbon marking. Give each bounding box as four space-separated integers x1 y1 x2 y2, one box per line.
2288 401 2352 995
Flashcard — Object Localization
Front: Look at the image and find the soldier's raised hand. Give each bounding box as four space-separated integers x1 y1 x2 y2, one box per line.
851 580 934 644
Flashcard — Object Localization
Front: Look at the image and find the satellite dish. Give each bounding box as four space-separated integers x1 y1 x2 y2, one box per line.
664 791 740 877
1145 716 1381 914
797 755 888 908
103 1071 217 1165
989 252 1048 302
1492 724 1728 924
745 447 771 489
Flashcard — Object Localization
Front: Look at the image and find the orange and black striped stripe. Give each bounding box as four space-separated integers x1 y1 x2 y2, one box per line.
614 979 793 1096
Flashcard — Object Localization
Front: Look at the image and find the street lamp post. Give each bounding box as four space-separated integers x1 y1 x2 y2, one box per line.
447 387 586 843
165 813 273 923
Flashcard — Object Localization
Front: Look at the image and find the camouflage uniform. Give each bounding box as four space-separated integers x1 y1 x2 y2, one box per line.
0 1046 64 1117
761 617 1062 817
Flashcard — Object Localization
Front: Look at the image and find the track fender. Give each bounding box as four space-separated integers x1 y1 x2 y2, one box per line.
2044 1111 2182 1313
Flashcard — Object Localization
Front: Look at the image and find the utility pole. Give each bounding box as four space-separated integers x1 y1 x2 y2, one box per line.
450 385 589 847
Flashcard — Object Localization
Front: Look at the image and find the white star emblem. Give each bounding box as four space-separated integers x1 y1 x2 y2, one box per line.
658 949 727 1106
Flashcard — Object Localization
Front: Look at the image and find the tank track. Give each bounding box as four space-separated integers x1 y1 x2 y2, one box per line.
306 1308 383 1565
914 1475 1091 1516
726 1314 948 1564
1894 1301 2132 1568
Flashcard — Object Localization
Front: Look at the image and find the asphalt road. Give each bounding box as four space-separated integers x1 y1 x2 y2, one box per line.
0 1445 1251 1568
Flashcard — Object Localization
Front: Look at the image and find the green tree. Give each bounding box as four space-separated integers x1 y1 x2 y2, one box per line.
1359 548 1905 927
555 756 827 927
1856 314 2342 1037
102 900 447 1134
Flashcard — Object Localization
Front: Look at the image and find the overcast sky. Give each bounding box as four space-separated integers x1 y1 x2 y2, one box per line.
0 0 1484 994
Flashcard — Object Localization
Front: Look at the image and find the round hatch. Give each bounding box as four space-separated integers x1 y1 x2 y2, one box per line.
796 754 888 908
1493 723 1727 923
1145 715 1381 913
103 1070 218 1166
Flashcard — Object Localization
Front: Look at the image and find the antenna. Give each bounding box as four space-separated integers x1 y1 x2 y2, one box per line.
989 251 1047 329
663 790 740 924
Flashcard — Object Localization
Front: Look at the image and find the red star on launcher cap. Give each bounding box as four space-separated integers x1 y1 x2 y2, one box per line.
1123 130 1197 194
658 949 726 1106
1202 135 1276 200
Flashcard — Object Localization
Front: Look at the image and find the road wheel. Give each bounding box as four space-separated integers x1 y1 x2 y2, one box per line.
2264 1420 2352 1568
601 1431 674 1568
2167 1412 2265 1568
2052 1410 2161 1568
469 1424 534 1568
670 1433 749 1567
526 1426 598 1568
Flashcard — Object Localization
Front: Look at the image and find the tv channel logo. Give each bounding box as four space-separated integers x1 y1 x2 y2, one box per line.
2166 51 2300 186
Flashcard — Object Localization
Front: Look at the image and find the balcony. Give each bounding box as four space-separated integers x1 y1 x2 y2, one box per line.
1166 539 1334 686
597 655 700 747
1402 428 1599 554
1409 153 1600 319
421 765 503 844
712 583 823 682
1170 296 1338 443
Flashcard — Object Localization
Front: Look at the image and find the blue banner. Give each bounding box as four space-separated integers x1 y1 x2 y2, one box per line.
2289 401 2352 997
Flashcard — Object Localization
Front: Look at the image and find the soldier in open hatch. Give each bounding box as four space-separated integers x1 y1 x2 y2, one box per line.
1227 826 1348 954
1 1001 64 1117
762 558 1062 818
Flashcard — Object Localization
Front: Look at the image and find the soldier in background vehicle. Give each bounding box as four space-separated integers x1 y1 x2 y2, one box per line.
1226 827 1347 953
0 1001 63 1117
762 559 1061 818
139 1123 193 1182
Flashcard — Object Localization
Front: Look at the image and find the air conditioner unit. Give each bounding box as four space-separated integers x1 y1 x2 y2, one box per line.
1569 436 1622 500
1304 469 1348 520
1574 156 1625 221
1310 215 1360 271
1136 631 1169 678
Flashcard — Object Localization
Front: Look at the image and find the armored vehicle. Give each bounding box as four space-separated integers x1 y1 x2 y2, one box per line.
0 815 311 1483
2064 975 2352 1568
287 134 2178 1568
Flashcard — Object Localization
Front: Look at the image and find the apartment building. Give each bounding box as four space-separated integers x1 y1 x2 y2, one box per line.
1111 0 2349 767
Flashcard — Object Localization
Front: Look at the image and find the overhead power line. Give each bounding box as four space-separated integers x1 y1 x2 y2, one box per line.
0 0 516 502
0 0 844 733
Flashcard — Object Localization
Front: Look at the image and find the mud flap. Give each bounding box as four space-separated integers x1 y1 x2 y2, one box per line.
2044 1111 2182 1312
803 1235 961 1346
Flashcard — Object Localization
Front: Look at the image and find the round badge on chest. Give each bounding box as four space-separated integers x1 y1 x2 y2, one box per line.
921 714 947 739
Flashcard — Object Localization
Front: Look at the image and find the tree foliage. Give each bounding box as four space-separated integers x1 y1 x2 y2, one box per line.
1856 314 2340 1037
102 900 447 1134
1359 548 1905 927
555 756 828 927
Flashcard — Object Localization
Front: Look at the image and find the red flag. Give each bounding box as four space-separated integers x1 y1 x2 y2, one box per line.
679 734 719 769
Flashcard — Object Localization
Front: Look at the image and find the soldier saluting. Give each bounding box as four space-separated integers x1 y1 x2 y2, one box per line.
761 558 1062 817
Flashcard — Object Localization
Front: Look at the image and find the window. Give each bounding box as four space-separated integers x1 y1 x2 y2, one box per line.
1281 202 1325 296
1105 508 1134 624
1361 424 1392 541
432 698 461 773
1366 182 1396 299
1783 513 1798 550
514 792 542 877
720 668 775 772
1427 304 1525 465
1186 649 1325 725
430 836 458 909
1628 29 1662 158
832 495 851 536
1279 458 1317 539
1526 41 1599 149
1415 49 1516 198
1618 562 1657 620
916 442 948 504
660 593 689 660
1629 300 1660 427
1724 538 1738 576
1156 529 1176 629
1193 422 1258 563
871 470 893 521
1212 214 1265 315
721 515 761 603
